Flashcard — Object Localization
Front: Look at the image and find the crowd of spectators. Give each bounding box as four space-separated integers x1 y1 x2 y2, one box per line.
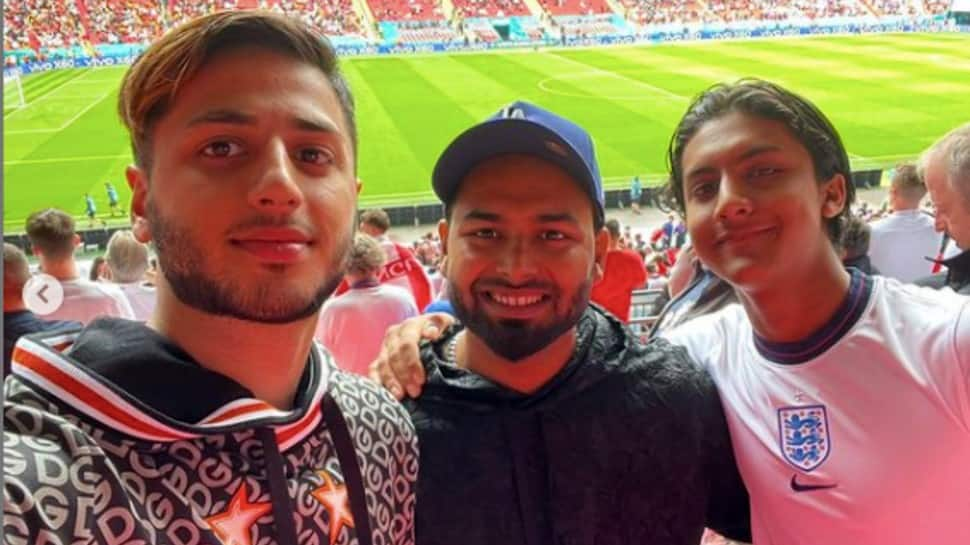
85 0 164 45
622 0 712 26
397 24 462 42
789 0 869 19
3 0 955 53
623 0 895 26
4 0 86 51
263 0 363 36
538 0 611 17
166 0 238 28
4 0 364 51
453 0 530 18
862 0 919 16
554 17 630 36
367 0 445 21
705 0 800 22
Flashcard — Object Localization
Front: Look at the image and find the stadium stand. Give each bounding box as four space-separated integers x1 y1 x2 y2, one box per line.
859 0 920 15
3 0 364 51
396 22 462 42
704 0 799 22
260 0 364 37
516 17 548 39
166 0 237 29
366 0 445 21
84 0 164 45
790 0 869 19
4 0 87 51
453 0 531 17
462 19 503 42
622 0 710 25
4 0 948 54
555 14 633 36
537 0 612 17
923 0 950 12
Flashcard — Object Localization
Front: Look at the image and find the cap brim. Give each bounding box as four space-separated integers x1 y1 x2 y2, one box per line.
432 118 598 207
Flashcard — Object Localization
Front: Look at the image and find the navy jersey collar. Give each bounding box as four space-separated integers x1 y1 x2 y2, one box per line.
753 269 873 365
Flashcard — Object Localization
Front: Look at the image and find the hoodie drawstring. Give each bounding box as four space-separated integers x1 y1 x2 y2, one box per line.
257 427 300 544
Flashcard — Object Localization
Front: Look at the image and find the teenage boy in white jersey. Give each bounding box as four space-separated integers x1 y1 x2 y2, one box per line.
658 80 970 544
371 80 970 545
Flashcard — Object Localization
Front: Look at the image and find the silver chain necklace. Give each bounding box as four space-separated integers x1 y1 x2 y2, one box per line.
445 331 461 364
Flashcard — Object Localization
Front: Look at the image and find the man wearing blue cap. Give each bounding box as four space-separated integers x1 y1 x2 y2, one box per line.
402 101 751 545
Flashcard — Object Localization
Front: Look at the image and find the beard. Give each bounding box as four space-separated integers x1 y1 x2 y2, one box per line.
450 276 593 362
148 201 350 324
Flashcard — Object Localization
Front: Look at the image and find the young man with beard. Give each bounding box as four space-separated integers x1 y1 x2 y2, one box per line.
4 11 417 545
374 81 970 545
391 101 751 545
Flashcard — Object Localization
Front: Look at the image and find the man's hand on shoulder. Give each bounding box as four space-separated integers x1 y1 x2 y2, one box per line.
369 313 455 399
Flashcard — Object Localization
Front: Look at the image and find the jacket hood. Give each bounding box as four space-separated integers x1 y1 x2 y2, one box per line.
69 318 267 422
9 318 327 447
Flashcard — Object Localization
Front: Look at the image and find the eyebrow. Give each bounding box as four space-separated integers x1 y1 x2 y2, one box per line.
685 144 784 180
186 109 340 135
186 109 256 127
739 144 783 160
462 210 501 222
536 212 580 225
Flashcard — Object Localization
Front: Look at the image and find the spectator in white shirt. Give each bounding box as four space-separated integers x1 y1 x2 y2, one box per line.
353 208 434 310
105 230 157 321
867 164 942 282
315 234 418 376
25 209 135 324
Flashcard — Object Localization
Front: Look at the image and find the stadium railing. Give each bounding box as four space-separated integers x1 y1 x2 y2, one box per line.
628 288 669 340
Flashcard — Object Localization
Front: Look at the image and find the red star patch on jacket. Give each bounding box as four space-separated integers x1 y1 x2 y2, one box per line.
312 469 355 545
205 482 273 545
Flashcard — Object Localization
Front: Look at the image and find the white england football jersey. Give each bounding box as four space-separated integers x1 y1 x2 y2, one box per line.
665 273 970 544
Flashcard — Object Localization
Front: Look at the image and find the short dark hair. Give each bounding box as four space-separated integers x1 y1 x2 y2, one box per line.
840 215 871 260
605 218 621 239
25 208 76 260
119 10 356 171
359 209 391 232
666 79 854 245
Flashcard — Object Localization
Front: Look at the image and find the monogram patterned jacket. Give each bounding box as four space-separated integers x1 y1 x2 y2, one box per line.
4 318 418 545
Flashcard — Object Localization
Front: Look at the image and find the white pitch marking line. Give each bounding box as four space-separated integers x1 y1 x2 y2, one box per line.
4 153 130 166
3 69 94 120
57 87 115 130
543 51 689 101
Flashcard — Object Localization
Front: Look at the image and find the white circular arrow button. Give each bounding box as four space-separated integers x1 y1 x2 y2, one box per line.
24 274 64 316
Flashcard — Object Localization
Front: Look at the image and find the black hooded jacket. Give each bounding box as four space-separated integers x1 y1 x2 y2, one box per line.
406 306 751 545
916 248 970 294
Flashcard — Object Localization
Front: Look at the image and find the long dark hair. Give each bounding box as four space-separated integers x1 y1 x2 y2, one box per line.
666 79 855 245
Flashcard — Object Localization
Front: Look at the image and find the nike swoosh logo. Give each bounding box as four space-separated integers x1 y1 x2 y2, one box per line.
790 474 838 492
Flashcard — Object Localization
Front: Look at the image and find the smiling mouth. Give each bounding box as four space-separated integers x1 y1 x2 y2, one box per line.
718 226 776 245
483 291 549 308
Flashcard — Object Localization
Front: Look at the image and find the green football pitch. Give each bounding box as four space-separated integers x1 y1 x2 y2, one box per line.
4 31 969 232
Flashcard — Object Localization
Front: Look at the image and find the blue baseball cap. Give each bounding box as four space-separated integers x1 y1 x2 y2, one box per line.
432 101 605 225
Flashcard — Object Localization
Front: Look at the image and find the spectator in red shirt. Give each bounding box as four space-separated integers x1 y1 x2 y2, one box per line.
591 219 647 321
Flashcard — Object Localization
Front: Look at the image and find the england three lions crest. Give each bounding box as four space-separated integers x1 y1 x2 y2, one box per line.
778 405 831 472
